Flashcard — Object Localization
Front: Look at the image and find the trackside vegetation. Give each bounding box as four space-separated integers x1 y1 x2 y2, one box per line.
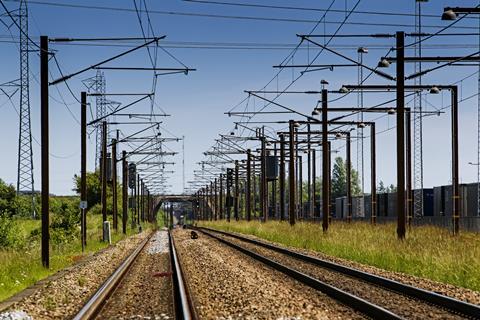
200 220 480 292
0 173 158 302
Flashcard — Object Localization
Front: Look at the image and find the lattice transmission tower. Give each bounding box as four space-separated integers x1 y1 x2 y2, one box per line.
83 70 107 169
17 0 35 217
413 0 425 217
94 70 107 168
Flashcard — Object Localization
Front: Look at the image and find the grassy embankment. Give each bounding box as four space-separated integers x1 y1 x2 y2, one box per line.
0 214 157 302
200 220 480 292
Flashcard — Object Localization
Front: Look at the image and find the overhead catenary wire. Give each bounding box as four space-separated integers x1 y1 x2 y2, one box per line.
4 0 480 30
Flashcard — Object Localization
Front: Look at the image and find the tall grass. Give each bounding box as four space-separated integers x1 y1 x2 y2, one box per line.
0 214 154 302
201 220 480 292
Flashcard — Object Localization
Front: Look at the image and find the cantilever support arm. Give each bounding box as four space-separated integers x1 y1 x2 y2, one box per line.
50 36 166 85
298 35 395 81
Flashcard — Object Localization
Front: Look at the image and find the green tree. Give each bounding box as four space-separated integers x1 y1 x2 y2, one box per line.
331 156 361 200
387 184 397 193
377 180 386 193
73 171 101 210
0 179 16 216
73 170 123 215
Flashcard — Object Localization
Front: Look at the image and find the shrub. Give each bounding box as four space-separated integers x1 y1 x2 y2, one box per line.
0 212 21 248
0 179 16 216
50 199 80 244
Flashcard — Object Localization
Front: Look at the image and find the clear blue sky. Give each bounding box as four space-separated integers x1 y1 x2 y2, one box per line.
0 0 479 195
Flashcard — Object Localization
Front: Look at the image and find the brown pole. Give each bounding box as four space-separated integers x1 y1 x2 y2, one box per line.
322 89 329 232
452 86 460 235
122 151 128 234
112 137 118 231
137 174 140 224
226 169 232 222
252 159 257 218
396 31 406 240
141 181 145 222
219 174 224 219
261 137 267 222
101 121 108 228
235 160 240 221
81 91 87 249
299 155 303 219
307 123 312 219
246 149 252 221
346 132 352 222
210 182 214 220
406 110 412 227
40 36 49 268
214 178 218 220
279 135 286 221
370 124 377 225
328 141 332 224
271 144 277 219
205 182 209 221
312 148 317 219
289 120 296 226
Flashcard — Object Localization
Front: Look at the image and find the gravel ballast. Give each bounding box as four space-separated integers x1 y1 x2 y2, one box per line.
206 229 467 320
1 232 149 320
97 229 174 320
173 228 365 319
211 228 480 306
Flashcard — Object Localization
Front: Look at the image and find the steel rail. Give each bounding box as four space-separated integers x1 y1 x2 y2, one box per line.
200 227 480 319
198 229 402 320
170 230 198 320
72 232 154 320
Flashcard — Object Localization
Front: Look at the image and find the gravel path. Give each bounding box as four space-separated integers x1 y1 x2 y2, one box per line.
207 230 467 320
173 228 365 320
1 232 149 320
97 229 174 320
216 228 480 306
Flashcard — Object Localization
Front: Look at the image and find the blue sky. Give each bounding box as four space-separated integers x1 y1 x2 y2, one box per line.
1 0 480 195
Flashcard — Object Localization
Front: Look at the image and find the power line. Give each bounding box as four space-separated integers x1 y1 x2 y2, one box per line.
182 0 475 20
3 0 479 30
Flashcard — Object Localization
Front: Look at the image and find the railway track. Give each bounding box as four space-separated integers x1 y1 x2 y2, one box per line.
72 230 197 320
198 227 480 320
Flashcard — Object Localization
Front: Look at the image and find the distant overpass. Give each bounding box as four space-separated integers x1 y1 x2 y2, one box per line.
154 194 195 203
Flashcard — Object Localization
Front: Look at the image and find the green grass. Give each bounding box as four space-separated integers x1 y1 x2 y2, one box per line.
200 220 480 292
0 213 155 302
